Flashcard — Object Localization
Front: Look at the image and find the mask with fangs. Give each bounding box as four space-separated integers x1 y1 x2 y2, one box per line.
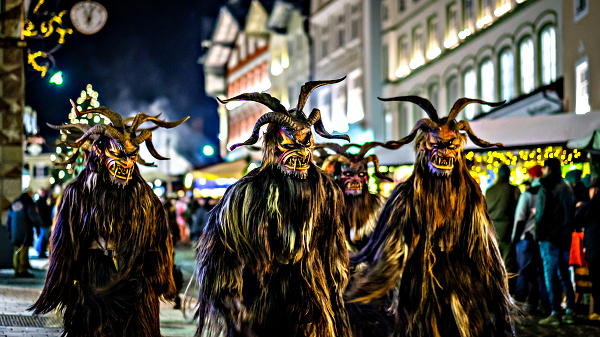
219 78 350 179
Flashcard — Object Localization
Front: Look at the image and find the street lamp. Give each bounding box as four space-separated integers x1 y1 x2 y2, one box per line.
203 145 214 156
49 71 63 85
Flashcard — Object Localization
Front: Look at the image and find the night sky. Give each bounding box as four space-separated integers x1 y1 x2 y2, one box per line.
25 0 224 167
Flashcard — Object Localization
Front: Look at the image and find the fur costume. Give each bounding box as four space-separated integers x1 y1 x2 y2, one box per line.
317 142 395 337
317 142 392 252
195 79 352 337
348 96 516 337
30 106 187 337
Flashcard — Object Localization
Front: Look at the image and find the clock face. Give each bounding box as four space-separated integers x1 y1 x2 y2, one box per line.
70 1 107 35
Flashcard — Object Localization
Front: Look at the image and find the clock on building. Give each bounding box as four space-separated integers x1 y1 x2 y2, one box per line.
70 1 107 35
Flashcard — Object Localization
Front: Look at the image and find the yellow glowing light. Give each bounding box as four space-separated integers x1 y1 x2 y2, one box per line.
409 57 425 70
458 29 471 40
395 65 410 78
476 15 492 29
58 170 65 179
56 147 62 154
271 62 283 76
49 177 55 184
27 51 49 77
494 4 512 17
444 37 458 49
427 47 441 60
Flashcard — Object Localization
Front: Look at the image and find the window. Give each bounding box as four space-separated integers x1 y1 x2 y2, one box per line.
464 0 475 32
321 26 329 59
480 60 494 112
464 69 477 119
351 18 359 40
400 103 411 135
428 83 439 108
427 16 440 59
347 71 364 123
541 27 556 85
481 0 494 18
412 26 424 68
382 44 389 80
385 111 395 140
575 57 590 114
398 0 406 12
447 76 459 108
519 38 535 94
500 50 514 101
332 83 348 132
337 15 345 49
574 0 588 22
396 35 408 77
287 39 294 59
446 3 458 47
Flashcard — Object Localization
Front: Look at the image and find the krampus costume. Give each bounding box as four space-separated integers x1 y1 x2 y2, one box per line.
318 142 392 252
348 96 515 337
30 107 187 337
195 79 352 337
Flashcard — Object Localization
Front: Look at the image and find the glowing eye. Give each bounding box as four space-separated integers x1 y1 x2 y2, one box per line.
448 145 456 149
358 172 366 177
344 172 352 176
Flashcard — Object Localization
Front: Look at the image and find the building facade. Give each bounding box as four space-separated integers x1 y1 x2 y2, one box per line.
310 0 385 144
381 0 562 142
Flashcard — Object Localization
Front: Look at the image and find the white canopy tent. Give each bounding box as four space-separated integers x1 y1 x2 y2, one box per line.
376 110 600 166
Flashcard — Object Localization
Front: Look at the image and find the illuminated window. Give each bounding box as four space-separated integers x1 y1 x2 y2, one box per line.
464 0 475 32
397 35 407 70
541 27 556 85
463 68 477 119
519 38 535 94
411 26 424 68
500 49 514 101
347 71 364 123
575 57 590 114
445 3 458 48
480 59 495 112
481 0 494 18
427 16 440 59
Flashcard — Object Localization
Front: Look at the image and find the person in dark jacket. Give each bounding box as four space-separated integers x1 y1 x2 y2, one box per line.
486 165 521 291
6 190 43 278
512 165 548 314
536 158 576 325
35 188 53 258
574 179 600 320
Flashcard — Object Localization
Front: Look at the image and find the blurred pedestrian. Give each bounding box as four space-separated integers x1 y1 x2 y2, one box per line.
486 164 521 292
6 190 43 278
191 197 214 244
35 188 53 258
566 170 589 208
573 179 600 320
512 165 548 314
536 158 576 325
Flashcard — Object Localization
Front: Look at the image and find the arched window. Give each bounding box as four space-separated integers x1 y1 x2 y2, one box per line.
428 83 439 108
480 59 495 112
500 49 514 101
520 38 535 94
447 75 458 109
541 27 556 85
463 68 477 119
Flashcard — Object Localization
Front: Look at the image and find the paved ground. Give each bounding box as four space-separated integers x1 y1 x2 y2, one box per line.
0 246 198 337
2 246 600 336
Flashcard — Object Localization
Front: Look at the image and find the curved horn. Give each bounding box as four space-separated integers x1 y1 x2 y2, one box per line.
322 154 351 170
308 109 350 142
378 95 440 123
355 141 388 159
128 112 168 132
448 98 505 121
137 156 156 167
54 151 81 168
230 112 296 151
455 120 503 148
315 142 346 155
377 118 438 150
218 92 287 114
80 107 125 129
67 124 125 148
47 123 92 133
297 77 346 113
144 135 169 160
362 154 393 182
131 129 151 146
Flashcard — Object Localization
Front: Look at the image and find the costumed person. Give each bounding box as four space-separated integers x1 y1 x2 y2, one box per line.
317 142 395 337
195 79 352 337
36 188 53 258
318 142 392 252
347 96 515 337
30 105 188 336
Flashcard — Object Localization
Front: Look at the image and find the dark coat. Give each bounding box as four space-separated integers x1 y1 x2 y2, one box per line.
6 193 43 246
574 194 600 259
36 196 53 229
535 174 575 250
486 180 520 242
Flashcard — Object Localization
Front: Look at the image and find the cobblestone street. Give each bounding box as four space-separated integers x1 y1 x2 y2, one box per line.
2 247 600 336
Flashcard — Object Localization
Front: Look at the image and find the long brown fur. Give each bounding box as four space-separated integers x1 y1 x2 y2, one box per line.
348 132 515 337
195 126 351 337
30 136 176 337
